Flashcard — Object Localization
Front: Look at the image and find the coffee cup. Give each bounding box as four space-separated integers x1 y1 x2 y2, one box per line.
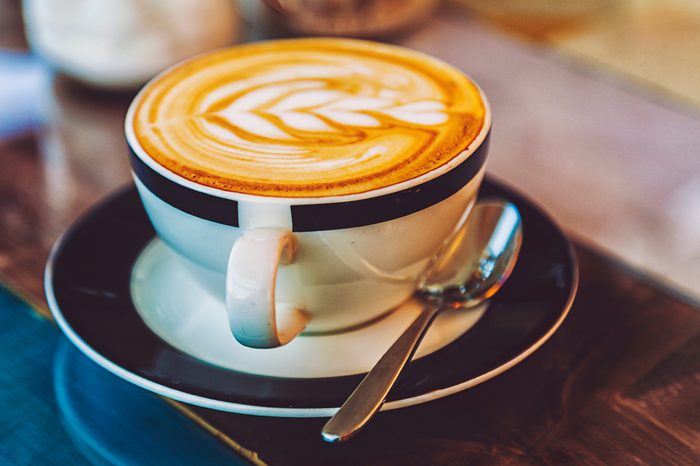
125 38 491 349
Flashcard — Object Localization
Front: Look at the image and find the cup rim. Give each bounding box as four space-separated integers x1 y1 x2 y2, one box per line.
124 39 492 207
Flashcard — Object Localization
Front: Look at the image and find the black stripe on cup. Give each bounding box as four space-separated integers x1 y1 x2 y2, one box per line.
129 134 489 232
129 151 239 226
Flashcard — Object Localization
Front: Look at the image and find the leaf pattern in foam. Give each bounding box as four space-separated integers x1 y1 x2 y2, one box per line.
202 81 449 141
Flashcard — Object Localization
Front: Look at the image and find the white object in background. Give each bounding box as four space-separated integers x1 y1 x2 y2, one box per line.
23 0 238 89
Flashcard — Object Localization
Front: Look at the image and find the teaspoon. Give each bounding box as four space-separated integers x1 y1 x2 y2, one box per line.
322 201 523 442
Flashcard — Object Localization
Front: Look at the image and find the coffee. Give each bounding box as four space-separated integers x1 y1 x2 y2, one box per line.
131 38 485 197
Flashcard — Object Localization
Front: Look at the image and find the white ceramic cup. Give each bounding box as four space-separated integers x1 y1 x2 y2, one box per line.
125 91 491 349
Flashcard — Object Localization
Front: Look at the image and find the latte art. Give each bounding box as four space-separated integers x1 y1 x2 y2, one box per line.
131 39 486 197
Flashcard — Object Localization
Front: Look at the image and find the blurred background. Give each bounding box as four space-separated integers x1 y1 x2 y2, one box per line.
0 0 699 300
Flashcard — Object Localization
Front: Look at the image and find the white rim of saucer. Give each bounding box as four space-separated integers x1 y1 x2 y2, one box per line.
44 219 577 417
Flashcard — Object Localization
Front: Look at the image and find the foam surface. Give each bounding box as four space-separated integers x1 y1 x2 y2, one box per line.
131 39 486 197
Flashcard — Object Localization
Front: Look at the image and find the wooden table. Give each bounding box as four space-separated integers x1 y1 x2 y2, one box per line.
0 4 698 465
192 245 700 465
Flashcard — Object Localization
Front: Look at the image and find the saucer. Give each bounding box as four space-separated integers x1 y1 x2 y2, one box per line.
131 239 487 379
45 178 577 417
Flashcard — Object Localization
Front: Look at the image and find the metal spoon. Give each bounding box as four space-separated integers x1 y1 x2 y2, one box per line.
322 201 523 443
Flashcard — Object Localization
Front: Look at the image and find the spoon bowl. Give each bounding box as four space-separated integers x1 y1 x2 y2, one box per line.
420 201 522 306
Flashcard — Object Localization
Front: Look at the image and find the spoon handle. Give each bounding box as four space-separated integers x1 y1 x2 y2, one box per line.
322 304 441 443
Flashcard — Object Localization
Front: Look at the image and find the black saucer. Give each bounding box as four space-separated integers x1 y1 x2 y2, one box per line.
45 178 577 416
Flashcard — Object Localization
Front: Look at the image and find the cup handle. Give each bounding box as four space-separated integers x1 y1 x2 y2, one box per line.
226 227 308 348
